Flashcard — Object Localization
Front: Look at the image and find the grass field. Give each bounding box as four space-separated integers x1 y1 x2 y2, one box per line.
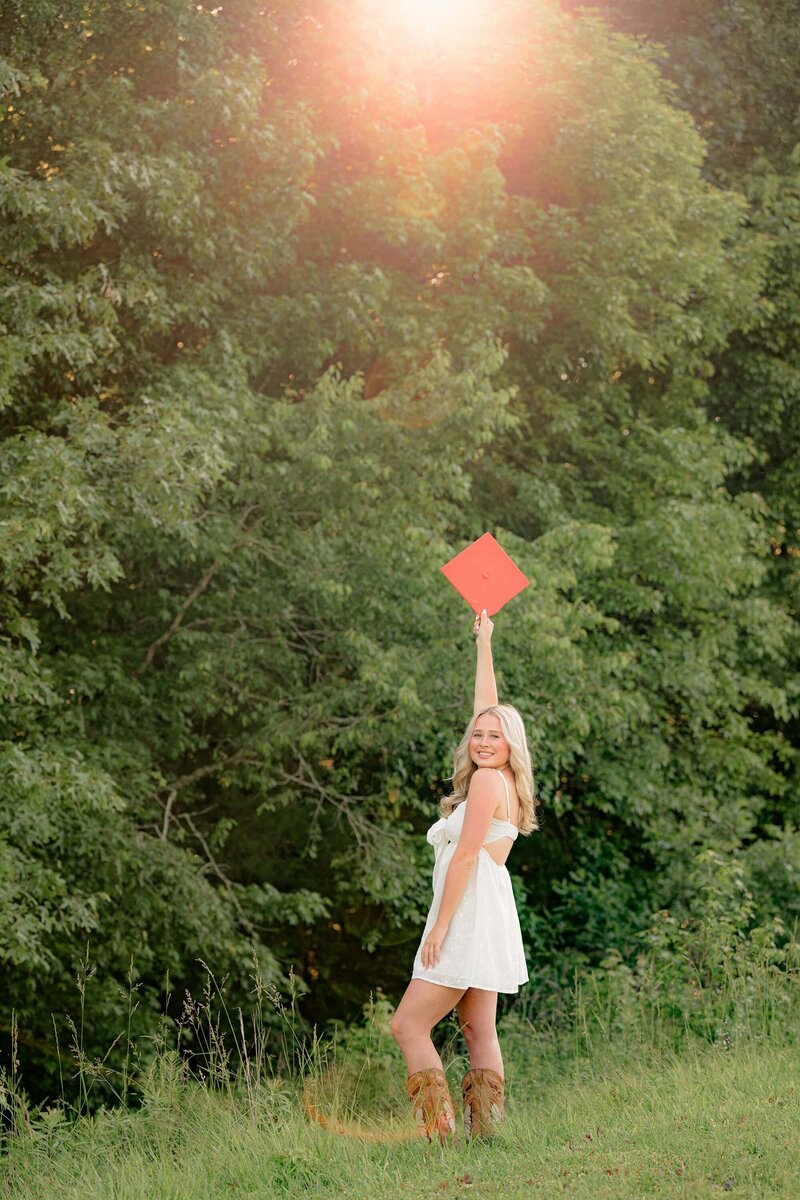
2 1003 798 1199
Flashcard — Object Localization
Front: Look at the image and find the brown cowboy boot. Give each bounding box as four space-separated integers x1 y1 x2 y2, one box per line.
461 1067 505 1140
405 1067 457 1145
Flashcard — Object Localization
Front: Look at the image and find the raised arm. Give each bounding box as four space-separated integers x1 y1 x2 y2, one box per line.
473 608 498 716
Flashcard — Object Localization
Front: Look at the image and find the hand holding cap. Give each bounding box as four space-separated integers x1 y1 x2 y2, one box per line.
473 608 493 639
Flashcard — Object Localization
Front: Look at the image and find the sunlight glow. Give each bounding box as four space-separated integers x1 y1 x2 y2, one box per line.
394 0 481 38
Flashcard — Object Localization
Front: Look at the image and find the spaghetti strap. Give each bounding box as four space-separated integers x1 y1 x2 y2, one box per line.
494 768 511 822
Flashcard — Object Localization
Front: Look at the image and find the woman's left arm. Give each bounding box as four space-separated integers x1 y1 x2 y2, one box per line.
419 771 500 970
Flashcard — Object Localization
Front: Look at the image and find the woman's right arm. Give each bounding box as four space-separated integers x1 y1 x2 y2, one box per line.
473 608 498 715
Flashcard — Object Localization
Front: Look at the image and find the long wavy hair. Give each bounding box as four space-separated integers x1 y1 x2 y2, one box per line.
439 704 539 834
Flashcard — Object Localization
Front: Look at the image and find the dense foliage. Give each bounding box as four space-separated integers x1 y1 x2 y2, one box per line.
1 0 797 1104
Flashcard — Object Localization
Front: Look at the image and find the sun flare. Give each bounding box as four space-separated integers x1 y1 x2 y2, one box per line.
393 0 481 37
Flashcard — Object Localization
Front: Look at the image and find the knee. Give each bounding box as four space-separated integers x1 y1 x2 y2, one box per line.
390 1011 425 1045
389 1012 407 1044
461 1021 497 1049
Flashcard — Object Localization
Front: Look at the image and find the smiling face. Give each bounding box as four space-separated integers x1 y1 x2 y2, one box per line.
469 713 510 769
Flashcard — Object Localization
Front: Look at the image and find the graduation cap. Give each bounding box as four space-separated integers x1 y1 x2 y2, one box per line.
440 532 530 616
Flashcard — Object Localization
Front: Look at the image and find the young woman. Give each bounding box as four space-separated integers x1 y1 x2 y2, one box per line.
390 608 539 1144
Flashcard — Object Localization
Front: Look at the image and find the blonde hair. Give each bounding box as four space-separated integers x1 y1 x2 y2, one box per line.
440 704 539 834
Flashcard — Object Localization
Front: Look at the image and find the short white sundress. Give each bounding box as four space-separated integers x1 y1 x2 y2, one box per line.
411 768 529 993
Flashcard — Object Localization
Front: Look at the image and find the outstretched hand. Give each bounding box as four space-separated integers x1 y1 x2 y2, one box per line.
473 608 494 643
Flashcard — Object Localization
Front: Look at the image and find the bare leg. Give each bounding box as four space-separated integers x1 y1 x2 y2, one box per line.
390 979 466 1075
456 987 504 1076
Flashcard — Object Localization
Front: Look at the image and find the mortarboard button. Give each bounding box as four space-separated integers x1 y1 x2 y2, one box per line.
440 532 530 616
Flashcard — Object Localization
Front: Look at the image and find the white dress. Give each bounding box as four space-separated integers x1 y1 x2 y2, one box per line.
411 768 529 993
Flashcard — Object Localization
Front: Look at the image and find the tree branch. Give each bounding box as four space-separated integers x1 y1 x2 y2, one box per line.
133 504 266 675
277 754 401 856
134 559 222 675
171 810 258 938
153 749 261 839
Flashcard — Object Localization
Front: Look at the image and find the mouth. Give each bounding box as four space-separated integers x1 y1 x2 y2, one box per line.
477 751 493 759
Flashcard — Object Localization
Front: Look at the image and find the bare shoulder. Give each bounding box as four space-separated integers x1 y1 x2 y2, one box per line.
467 768 505 798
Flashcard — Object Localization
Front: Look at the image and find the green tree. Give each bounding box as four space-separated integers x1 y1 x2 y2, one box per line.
589 0 800 960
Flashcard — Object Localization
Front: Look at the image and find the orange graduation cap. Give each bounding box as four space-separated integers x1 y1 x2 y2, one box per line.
440 532 530 617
